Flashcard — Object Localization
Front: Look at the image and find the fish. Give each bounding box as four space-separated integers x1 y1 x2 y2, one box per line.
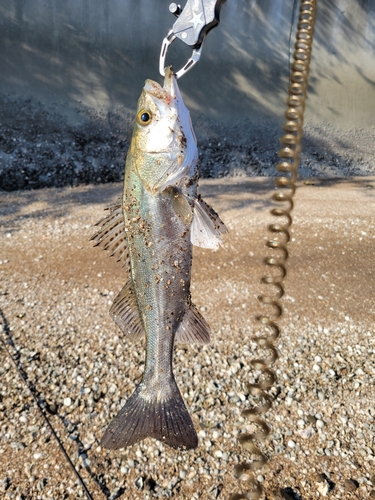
91 67 227 450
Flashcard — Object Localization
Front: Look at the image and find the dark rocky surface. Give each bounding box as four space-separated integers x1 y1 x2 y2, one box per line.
1 96 374 192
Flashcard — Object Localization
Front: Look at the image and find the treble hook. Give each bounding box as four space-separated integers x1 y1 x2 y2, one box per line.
159 0 226 79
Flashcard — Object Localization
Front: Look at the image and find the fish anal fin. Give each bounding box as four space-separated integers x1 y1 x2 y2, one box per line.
110 281 145 341
101 378 198 450
191 196 228 250
175 303 211 344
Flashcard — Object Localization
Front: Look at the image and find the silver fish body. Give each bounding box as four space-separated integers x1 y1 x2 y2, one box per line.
92 68 226 450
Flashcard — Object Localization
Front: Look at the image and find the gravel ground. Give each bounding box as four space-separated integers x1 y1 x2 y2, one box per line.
1 177 375 499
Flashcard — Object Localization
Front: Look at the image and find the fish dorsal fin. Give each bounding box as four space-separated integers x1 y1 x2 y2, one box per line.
165 186 193 225
175 303 211 344
110 281 145 341
191 196 228 250
91 203 130 269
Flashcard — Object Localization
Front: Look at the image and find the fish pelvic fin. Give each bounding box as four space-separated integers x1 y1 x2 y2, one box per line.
175 303 211 344
91 203 130 269
110 280 145 341
101 378 198 450
191 196 228 250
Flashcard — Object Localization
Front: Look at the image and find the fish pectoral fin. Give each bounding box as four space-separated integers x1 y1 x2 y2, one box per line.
191 196 228 250
175 303 211 344
91 203 130 269
110 281 145 341
165 186 193 224
101 378 198 450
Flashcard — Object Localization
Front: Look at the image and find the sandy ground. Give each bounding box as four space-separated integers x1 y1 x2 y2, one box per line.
1 177 375 499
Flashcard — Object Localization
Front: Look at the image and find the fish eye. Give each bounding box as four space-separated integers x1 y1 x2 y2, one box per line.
137 110 152 125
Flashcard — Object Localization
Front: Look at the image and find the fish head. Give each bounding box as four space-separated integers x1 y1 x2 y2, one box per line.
131 67 198 193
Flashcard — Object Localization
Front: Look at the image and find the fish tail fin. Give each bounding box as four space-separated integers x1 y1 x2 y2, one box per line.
101 378 198 450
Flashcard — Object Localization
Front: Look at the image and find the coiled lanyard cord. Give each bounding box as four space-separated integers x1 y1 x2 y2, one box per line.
231 1 317 498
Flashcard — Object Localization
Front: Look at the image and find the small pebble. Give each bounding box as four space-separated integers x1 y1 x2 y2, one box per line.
135 477 143 489
317 481 328 496
344 479 359 492
0 478 10 492
46 403 58 414
37 479 45 491
10 441 25 450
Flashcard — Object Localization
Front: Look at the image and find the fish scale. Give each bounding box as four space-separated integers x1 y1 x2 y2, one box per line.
125 177 190 383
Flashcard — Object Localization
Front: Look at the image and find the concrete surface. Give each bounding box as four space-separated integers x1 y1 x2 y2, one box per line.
0 0 374 190
0 0 374 127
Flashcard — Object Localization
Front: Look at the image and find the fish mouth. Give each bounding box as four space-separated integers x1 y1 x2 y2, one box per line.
142 68 179 127
141 67 198 190
143 67 177 104
143 80 171 103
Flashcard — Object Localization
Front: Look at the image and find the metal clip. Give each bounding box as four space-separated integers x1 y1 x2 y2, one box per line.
159 0 226 79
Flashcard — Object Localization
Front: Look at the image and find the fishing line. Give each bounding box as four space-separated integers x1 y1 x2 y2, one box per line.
0 309 94 500
230 1 317 498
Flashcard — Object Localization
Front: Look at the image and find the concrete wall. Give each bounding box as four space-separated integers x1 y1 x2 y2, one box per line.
1 0 374 127
0 0 374 190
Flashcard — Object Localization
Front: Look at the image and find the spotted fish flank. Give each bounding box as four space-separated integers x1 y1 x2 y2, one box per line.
93 67 227 450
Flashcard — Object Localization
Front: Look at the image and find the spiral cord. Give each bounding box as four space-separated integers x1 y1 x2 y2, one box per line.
230 1 317 498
